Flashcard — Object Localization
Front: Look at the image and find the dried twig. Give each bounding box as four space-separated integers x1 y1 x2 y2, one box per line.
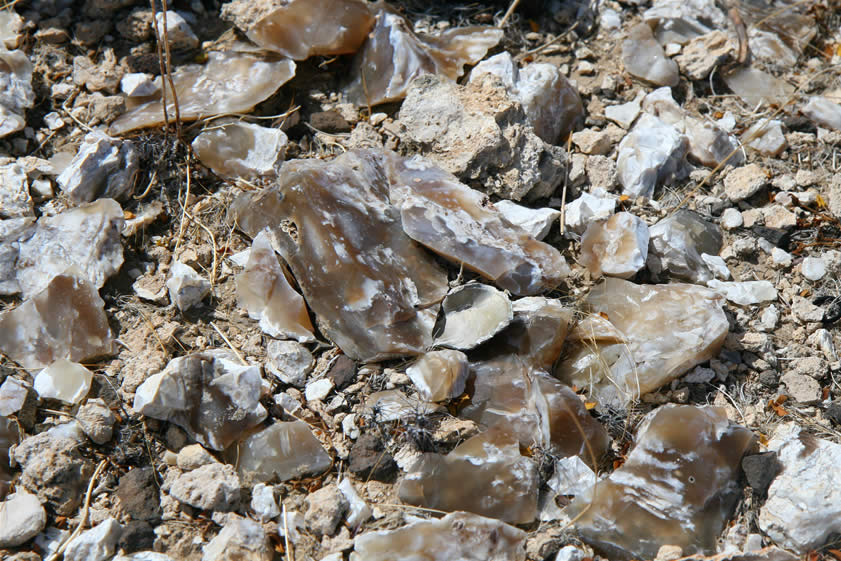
497 0 521 28
46 459 108 561
729 6 750 65
210 321 247 365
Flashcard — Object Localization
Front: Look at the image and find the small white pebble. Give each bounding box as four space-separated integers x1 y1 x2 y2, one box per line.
721 208 743 230
802 256 827 281
578 61 595 75
305 378 334 402
771 247 792 267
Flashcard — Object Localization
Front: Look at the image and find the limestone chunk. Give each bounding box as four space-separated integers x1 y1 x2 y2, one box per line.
622 24 679 87
435 284 513 350
0 47 34 138
0 491 46 547
556 278 728 408
64 518 121 561
192 121 288 180
675 31 732 80
568 405 755 560
494 200 561 240
265 339 314 387
120 73 157 97
399 425 539 524
0 274 113 370
57 132 139 203
167 261 210 312
605 94 643 129
706 280 777 306
647 209 723 283
351 511 526 561
236 230 314 342
237 420 331 482
802 96 841 131
202 515 272 561
0 162 31 218
133 352 267 450
109 52 296 135
0 217 33 295
0 11 23 49
33 359 92 404
344 5 502 106
406 349 468 402
580 212 650 279
617 113 688 198
723 67 795 108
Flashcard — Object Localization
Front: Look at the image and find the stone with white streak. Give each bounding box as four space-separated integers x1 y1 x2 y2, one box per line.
64 518 122 561
494 200 561 240
57 133 138 203
167 261 210 312
617 113 688 198
580 212 649 278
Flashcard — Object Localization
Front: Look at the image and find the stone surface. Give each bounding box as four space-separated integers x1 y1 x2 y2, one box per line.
741 452 780 496
724 164 768 202
642 0 728 44
743 120 786 156
605 94 643 129
801 257 826 281
406 349 469 402
305 484 348 536
556 278 728 407
202 515 272 561
236 230 315 341
494 200 561 241
250 483 279 522
134 352 267 450
0 47 34 138
120 72 157 97
580 211 650 279
723 67 795 108
0 162 31 218
435 284 513 350
564 191 616 232
0 376 27 415
265 339 314 387
57 132 138 203
648 209 723 283
338 477 371 530
192 121 288 180
568 405 755 559
0 491 46 547
33 359 92 404
780 372 822 403
64 518 121 561
167 261 210 312
675 31 731 80
548 455 597 496
0 274 113 370
622 24 679 87
170 463 240 511
109 52 296 134
721 208 743 230
0 416 18 498
348 432 397 481
155 11 198 50
237 420 331 482
759 423 841 553
176 444 216 471
115 468 161 521
802 96 841 131
617 113 688 198
305 377 333 401
0 217 33 295
345 5 502 106
395 74 566 201
706 280 777 306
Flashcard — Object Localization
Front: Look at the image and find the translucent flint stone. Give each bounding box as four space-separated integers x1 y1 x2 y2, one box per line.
555 278 728 408
387 153 569 295
236 230 314 342
642 0 727 44
743 119 786 156
405 349 468 402
622 24 679 87
0 162 31 218
647 209 723 283
0 274 113 370
366 390 444 422
351 511 526 561
0 47 34 138
399 425 539 524
237 420 331 482
33 359 92 404
133 352 267 451
617 113 688 199
802 96 841 131
232 149 447 362
0 416 18 498
493 200 561 241
56 132 138 203
434 284 513 350
109 52 296 135
243 0 374 60
723 67 795 109
192 121 288 180
580 211 650 279
568 405 755 560
344 5 502 106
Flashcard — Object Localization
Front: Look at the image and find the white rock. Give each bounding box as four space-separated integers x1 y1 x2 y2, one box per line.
701 253 731 279
251 483 280 522
791 295 824 323
801 257 827 281
435 284 513 350
167 261 210 312
338 477 372 530
0 162 31 218
600 8 621 30
707 280 777 306
56 132 139 203
802 96 841 131
77 398 116 444
202 515 272 561
0 490 46 547
642 0 728 44
771 247 792 267
547 455 597 496
64 518 121 561
781 372 822 403
0 11 23 49
743 119 787 156
605 93 643 129
760 305 779 331
265 339 314 387
405 349 469 402
0 376 27 415
192 121 288 180
33 359 92 404
170 462 241 511
0 48 34 138
120 73 158 97
494 200 560 240
114 554 176 561
305 378 334 402
622 24 679 87
564 191 616 233
759 423 841 553
580 211 649 278
721 207 743 230
176 443 217 471
617 113 688 198
155 11 199 50
342 413 360 439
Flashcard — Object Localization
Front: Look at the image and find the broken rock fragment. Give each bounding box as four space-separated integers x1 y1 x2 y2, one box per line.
707 280 777 306
617 113 688 198
0 162 32 218
192 121 288 180
580 211 650 279
406 349 468 402
57 132 138 203
802 96 841 131
622 24 679 87
33 359 92 404
435 284 513 350
0 47 34 138
494 200 561 240
569 405 755 559
0 490 46 547
236 420 331 482
167 261 210 312
647 209 723 283
643 0 728 44
723 67 795 108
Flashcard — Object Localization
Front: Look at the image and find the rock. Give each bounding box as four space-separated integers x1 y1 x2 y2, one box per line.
166 261 210 312
0 163 32 218
176 444 216 471
555 545 589 561
305 484 349 536
723 67 795 108
64 518 121 561
569 405 755 559
0 11 22 48
780 372 822 403
395 73 566 201
338 478 371 529
237 420 331 482
351 511 526 561
0 47 34 138
236 230 315 341
134 352 267 450
170 463 240 511
0 274 113 370
617 113 688 198
265 340 314 387
154 11 198 49
202 515 272 561
622 24 679 87
571 126 621 155
564 191 616 233
801 257 827 281
647 209 723 283
116 468 161 521
56 132 138 203
0 491 46 547
0 417 18 496
580 211 650 279
406 349 469 402
305 378 333 401
642 0 727 44
675 31 731 80
192 121 288 180
721 208 743 230
741 452 780 496
743 120 787 156
109 52 296 134
802 96 841 131
790 295 823 323
469 52 583 143
250 483 279 522
605 94 643 129
33 359 92 404
0 217 34 295
120 72 157 97
548 455 597 496
73 50 122 93
435 284 513 350
683 116 742 167
327 354 356 389
114 552 174 561
494 200 561 240
759 423 841 553
348 432 397 481
0 375 27 415
707 280 777 306
344 5 502 106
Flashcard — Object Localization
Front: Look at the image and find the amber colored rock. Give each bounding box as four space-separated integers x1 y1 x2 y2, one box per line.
434 284 513 350
555 278 728 408
0 274 113 370
580 212 650 279
237 420 331 482
399 425 539 524
192 121 288 180
232 149 447 362
568 405 755 560
351 511 526 561
345 5 502 106
109 52 295 135
406 349 468 402
236 230 314 342
386 153 569 295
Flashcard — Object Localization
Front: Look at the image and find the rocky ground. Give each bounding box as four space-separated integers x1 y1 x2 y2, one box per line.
2 0 841 560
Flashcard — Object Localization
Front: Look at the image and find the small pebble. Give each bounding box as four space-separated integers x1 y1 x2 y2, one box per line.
801 257 827 281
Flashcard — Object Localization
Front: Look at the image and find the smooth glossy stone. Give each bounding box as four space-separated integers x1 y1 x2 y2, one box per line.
622 24 679 86
405 349 469 402
192 121 288 180
435 284 513 350
580 212 650 279
33 359 92 404
237 420 331 482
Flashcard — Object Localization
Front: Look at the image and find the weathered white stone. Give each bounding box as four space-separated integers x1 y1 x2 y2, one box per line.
743 119 787 156
683 115 742 167
801 257 827 281
305 378 334 402
33 359 92 404
548 455 597 496
265 340 314 387
57 132 138 203
605 94 643 129
647 209 723 283
771 247 792 267
338 477 371 530
251 483 279 522
435 284 513 350
237 421 331 482
0 490 46 547
0 47 34 138
167 261 210 312
406 349 468 402
724 163 768 202
494 200 560 240
721 208 743 230
0 216 34 295
0 162 32 218
802 96 841 131
564 191 616 233
64 518 121 561
0 375 27 415
781 372 822 403
192 122 288 180
176 443 217 471
707 280 777 306
155 11 199 50
622 24 679 87
580 211 650 279
701 253 731 279
114 554 176 561
0 11 23 49
617 113 688 198
674 31 732 80
120 72 158 97
170 463 241 511
202 515 272 561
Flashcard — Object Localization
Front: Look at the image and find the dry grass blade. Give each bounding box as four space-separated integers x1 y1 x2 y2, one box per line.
497 0 521 28
45 459 108 561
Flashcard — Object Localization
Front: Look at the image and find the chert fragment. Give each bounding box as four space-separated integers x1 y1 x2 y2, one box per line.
469 52 583 143
0 11 22 49
406 349 468 402
345 5 502 106
133 352 267 450
0 274 113 370
351 511 526 561
236 230 314 342
0 416 18 498
706 280 777 306
0 376 27 416
109 52 296 135
435 284 513 350
155 11 198 50
33 359 92 404
683 116 742 167
556 278 728 407
723 67 795 108
192 121 288 180
0 217 33 295
399 425 539 524
338 478 371 530
121 73 157 97
0 47 34 138
622 24 679 87
387 153 569 294
580 212 650 279
568 405 755 560
494 200 560 240
366 390 444 422
0 163 31 218
743 119 786 156
642 0 728 44
548 455 596 497
232 149 447 362
225 0 374 60
167 261 210 312
647 209 723 283
564 191 616 233
237 420 331 482
617 113 688 198
57 132 138 203
802 96 841 131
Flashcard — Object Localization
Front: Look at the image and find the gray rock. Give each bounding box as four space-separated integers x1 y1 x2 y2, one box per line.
116 467 161 521
0 163 32 218
605 94 643 129
642 0 728 44
166 261 210 312
724 163 768 202
176 443 217 471
170 463 241 511
56 132 138 203
647 209 723 283
0 491 46 547
802 96 841 131
741 452 780 496
622 24 678 87
202 515 272 561
617 113 688 198
305 484 349 537
265 339 314 387
64 518 122 561
0 216 34 295
780 372 822 403
77 398 116 444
